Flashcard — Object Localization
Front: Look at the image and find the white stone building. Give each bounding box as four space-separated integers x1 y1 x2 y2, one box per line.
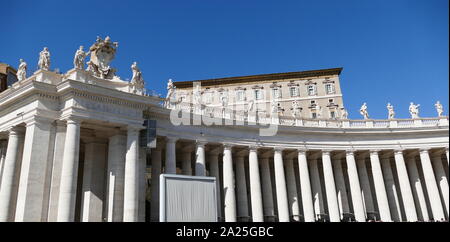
0 37 448 222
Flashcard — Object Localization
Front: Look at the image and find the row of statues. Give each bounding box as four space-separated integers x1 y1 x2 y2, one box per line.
15 36 144 93
360 101 445 119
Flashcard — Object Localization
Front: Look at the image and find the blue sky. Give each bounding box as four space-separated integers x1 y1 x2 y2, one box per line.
1 0 448 119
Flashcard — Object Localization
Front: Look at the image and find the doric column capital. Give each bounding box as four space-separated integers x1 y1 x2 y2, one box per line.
8 126 25 136
394 149 405 155
297 149 308 156
369 150 381 156
345 150 355 156
321 150 332 156
248 146 259 152
165 136 178 144
196 140 208 147
419 148 431 154
223 143 234 150
64 116 83 125
24 115 54 127
273 147 284 153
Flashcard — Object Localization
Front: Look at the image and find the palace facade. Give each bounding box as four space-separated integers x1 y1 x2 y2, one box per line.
0 37 448 222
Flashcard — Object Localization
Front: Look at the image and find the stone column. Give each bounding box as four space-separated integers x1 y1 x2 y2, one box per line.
105 133 126 222
393 150 418 222
15 117 53 222
309 158 325 219
150 148 162 222
195 141 206 176
273 148 289 222
208 151 222 220
380 156 402 222
248 147 263 222
419 149 445 220
332 157 350 220
297 150 315 222
430 154 449 217
165 137 178 174
138 147 148 222
235 154 249 221
0 127 24 222
47 122 67 222
0 140 7 189
322 151 340 222
181 150 192 176
356 155 375 218
56 118 81 222
260 157 275 221
345 151 366 222
80 142 107 222
285 157 300 221
369 150 392 222
405 156 429 221
123 127 140 222
223 144 237 222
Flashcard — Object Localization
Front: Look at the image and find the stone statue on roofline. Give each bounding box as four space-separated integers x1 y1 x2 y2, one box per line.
409 102 420 119
360 103 369 119
130 62 145 94
38 47 51 71
17 59 27 82
341 108 348 119
387 103 395 119
73 46 89 70
435 101 444 117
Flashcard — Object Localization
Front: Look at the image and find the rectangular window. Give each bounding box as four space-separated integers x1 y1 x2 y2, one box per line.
312 112 317 119
255 90 263 100
325 83 334 94
308 85 316 96
311 100 316 105
272 88 281 99
329 99 334 103
290 87 299 97
330 111 336 119
236 90 245 102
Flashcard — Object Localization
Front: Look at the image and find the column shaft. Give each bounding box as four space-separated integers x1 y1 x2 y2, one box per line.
297 151 315 222
56 119 81 222
105 134 126 222
123 128 140 222
260 157 275 221
47 123 66 221
195 143 206 176
369 151 392 222
150 149 162 222
322 152 341 222
138 147 147 222
248 149 263 222
165 138 177 174
333 158 350 219
431 155 449 217
223 145 236 222
380 157 402 221
181 151 192 176
274 149 289 222
420 150 445 220
0 128 24 221
394 151 418 221
356 157 375 217
285 158 300 221
345 152 366 222
235 156 249 221
310 159 324 219
208 153 222 220
406 156 429 221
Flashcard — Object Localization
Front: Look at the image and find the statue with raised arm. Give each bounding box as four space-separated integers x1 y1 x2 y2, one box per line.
341 108 348 119
38 47 51 71
387 103 395 119
17 59 27 82
166 79 175 100
409 102 420 119
73 46 89 70
435 101 444 117
360 103 369 119
291 100 302 118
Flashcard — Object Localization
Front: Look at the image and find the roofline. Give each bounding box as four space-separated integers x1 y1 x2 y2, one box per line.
173 67 343 88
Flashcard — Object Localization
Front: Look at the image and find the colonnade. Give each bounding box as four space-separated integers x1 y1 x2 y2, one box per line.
149 137 449 222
